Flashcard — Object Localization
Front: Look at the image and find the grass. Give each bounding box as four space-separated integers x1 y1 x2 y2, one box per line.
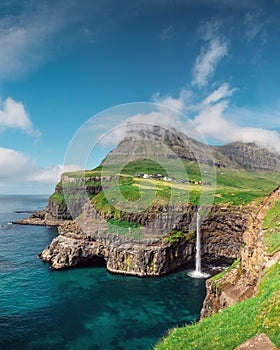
262 200 280 254
164 230 196 243
116 159 280 206
49 192 65 205
59 158 280 207
50 159 280 227
155 191 280 350
62 167 102 178
120 158 169 177
107 218 143 238
210 259 241 282
155 261 280 350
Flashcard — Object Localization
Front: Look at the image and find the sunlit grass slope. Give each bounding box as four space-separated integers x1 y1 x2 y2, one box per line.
62 158 280 207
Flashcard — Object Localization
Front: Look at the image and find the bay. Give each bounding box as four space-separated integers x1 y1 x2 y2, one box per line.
0 195 206 350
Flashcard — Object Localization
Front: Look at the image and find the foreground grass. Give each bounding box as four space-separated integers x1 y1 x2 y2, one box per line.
155 261 280 350
155 198 280 350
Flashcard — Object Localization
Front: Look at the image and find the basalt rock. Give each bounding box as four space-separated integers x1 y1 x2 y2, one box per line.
40 221 194 276
201 186 280 318
39 203 249 276
200 206 248 264
18 170 250 276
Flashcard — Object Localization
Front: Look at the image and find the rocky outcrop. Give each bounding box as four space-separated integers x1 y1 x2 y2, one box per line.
12 210 71 226
201 205 248 264
235 333 279 350
217 142 280 172
201 186 280 318
15 169 249 277
39 221 194 276
15 161 249 277
39 202 249 276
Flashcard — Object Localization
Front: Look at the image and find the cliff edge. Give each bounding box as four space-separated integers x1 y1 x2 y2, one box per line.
201 186 280 317
155 187 280 350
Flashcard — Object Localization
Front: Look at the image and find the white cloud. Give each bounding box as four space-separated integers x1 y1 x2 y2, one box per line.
226 106 280 129
0 1 135 83
153 83 280 153
0 148 34 181
30 164 81 184
201 83 236 105
0 147 80 186
192 38 228 88
98 109 182 147
0 97 41 136
191 84 280 152
194 99 280 152
191 20 228 89
97 13 280 155
153 89 193 111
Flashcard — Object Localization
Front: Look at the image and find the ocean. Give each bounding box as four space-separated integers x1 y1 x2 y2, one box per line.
0 195 206 350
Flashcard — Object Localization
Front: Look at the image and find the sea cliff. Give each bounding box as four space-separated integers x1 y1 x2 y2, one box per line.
23 175 248 276
201 186 280 317
155 186 280 349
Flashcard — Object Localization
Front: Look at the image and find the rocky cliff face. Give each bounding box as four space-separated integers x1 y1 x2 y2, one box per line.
20 171 249 276
108 125 280 172
39 201 248 276
217 142 280 172
201 206 248 264
201 186 280 318
40 221 194 276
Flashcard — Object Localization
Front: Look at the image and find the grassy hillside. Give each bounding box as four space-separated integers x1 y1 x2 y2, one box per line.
154 260 280 350
154 196 280 350
62 159 280 208
263 200 280 254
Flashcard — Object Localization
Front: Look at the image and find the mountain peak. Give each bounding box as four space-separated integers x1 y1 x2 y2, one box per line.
104 125 280 172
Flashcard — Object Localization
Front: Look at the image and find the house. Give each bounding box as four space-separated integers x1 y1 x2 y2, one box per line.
163 176 175 182
151 173 163 179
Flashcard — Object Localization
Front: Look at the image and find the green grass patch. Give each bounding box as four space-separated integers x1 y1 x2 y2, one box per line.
62 168 102 178
263 200 280 254
119 176 142 202
61 158 280 207
49 192 65 205
91 191 118 217
211 259 241 282
107 218 143 238
164 230 196 243
155 261 280 350
120 158 169 177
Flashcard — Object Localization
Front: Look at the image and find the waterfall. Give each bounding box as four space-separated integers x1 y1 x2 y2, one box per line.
188 207 209 279
195 208 202 274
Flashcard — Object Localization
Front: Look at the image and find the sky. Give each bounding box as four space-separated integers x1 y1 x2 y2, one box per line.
1 0 280 194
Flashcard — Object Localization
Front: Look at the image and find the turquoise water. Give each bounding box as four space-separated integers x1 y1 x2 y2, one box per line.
0 195 206 350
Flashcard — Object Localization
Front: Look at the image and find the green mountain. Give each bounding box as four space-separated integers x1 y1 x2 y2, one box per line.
106 125 280 172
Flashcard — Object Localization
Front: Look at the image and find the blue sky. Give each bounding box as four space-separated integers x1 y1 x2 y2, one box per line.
1 0 280 194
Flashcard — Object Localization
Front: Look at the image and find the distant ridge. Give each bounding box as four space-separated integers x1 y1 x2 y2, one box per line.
216 142 280 171
104 125 280 172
